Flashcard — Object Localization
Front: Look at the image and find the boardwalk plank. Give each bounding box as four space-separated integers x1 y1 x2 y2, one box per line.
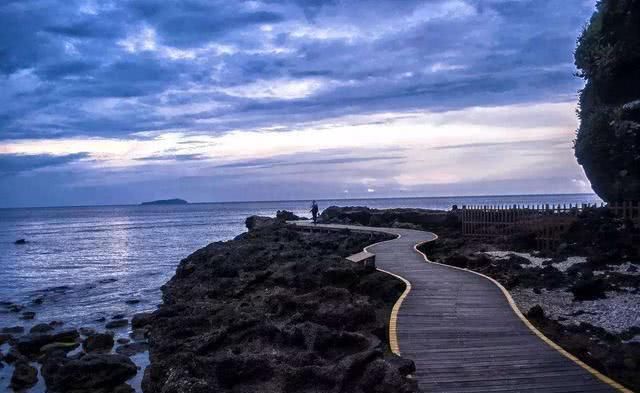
292 222 622 393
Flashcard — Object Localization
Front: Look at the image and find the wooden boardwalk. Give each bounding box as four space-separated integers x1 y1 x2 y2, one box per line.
293 222 625 393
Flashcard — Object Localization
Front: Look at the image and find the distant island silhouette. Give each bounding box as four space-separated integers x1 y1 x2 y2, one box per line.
140 198 188 206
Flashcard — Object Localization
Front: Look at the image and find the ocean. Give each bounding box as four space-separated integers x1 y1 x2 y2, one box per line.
0 194 601 391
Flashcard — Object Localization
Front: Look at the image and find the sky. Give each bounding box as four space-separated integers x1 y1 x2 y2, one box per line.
0 0 598 208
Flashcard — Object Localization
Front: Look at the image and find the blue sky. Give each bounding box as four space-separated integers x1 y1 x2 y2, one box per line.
0 0 597 207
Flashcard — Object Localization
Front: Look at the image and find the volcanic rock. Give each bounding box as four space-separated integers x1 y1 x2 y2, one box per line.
105 319 128 329
42 352 137 393
10 361 38 390
83 333 115 353
30 323 54 334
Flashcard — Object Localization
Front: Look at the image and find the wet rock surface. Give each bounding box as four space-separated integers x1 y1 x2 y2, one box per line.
10 361 38 390
105 319 129 329
30 323 54 334
42 352 137 393
83 333 115 353
131 313 153 330
16 329 80 357
116 342 149 356
142 219 417 393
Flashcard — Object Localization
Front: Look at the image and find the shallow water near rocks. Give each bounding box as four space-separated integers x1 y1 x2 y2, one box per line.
0 194 600 392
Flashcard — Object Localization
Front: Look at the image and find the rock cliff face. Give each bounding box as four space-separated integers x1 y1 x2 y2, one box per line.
574 0 640 201
142 218 419 393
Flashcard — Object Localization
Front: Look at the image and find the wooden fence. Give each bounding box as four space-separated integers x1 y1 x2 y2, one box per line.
460 201 639 250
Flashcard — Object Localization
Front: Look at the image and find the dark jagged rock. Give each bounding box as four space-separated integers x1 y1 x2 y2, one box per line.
30 323 54 334
79 327 96 336
129 329 147 341
527 305 545 320
4 347 28 364
105 319 128 329
16 329 80 356
2 326 24 334
143 220 417 393
570 276 608 301
245 215 276 230
83 333 115 353
115 342 148 357
42 352 137 393
574 0 640 201
14 239 27 245
20 311 36 320
319 205 460 233
131 312 153 329
276 210 306 222
0 333 11 345
10 361 38 390
387 354 416 376
40 341 80 354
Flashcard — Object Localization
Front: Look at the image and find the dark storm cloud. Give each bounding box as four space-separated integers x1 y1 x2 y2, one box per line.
432 138 568 150
135 153 208 162
0 153 88 176
0 0 596 141
0 0 600 206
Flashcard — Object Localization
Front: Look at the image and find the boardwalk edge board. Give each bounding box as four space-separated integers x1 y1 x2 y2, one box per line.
291 221 631 393
413 236 632 393
364 234 411 356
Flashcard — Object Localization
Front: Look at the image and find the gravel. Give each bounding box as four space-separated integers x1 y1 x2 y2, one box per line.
483 251 586 272
511 287 640 333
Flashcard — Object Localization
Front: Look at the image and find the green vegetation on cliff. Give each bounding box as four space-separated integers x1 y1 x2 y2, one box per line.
575 0 640 201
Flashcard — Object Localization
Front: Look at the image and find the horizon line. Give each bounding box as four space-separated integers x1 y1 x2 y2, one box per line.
0 192 599 210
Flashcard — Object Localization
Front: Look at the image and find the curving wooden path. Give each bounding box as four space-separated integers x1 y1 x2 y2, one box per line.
292 222 625 393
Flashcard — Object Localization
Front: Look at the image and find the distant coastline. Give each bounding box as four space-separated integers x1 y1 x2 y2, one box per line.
140 198 188 206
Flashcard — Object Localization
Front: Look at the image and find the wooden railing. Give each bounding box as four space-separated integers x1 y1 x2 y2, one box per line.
461 201 639 250
608 200 640 222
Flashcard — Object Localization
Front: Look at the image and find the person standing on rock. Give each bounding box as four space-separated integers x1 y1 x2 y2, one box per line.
310 200 319 224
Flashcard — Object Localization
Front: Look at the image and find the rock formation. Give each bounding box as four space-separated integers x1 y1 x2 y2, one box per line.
142 219 418 393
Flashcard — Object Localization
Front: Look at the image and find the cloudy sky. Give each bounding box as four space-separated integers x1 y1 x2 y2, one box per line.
0 0 597 207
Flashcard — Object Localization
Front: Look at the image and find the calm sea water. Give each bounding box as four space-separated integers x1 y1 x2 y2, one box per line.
0 194 601 391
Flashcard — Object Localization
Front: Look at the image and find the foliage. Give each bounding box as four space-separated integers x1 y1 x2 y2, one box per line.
574 0 640 201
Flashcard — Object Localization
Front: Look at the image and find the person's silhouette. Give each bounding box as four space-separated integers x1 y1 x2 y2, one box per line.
310 200 319 224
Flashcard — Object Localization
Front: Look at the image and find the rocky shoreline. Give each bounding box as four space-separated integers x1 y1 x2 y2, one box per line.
3 205 637 392
0 209 419 393
0 312 151 392
140 213 418 392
